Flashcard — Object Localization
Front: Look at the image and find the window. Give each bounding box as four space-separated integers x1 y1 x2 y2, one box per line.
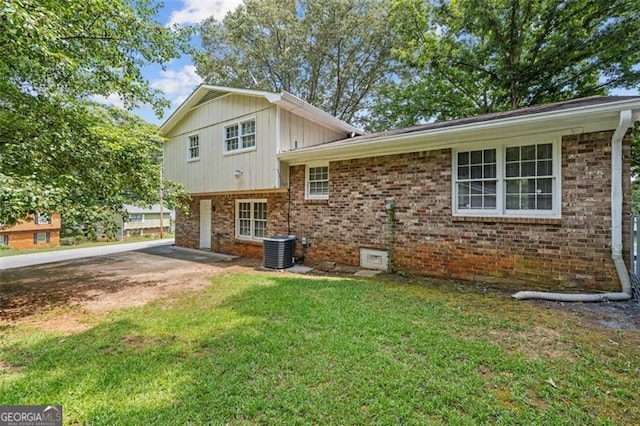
224 119 256 153
0 235 8 246
188 134 200 160
34 232 50 244
453 141 559 217
129 213 144 222
236 200 267 240
306 165 329 199
35 213 51 224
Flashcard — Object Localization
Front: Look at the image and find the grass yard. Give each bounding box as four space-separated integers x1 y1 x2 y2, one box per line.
1 271 639 424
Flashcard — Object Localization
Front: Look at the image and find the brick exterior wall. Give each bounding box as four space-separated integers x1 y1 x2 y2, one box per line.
173 130 631 293
176 191 289 258
287 130 631 292
0 214 61 249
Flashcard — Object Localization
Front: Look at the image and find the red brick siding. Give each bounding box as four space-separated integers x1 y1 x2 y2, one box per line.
287 130 631 292
176 192 289 258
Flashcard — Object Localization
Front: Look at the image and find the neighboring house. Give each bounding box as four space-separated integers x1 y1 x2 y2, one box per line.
0 213 61 249
162 84 640 294
115 204 174 239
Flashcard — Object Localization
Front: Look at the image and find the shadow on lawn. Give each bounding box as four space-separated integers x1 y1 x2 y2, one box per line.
3 273 637 424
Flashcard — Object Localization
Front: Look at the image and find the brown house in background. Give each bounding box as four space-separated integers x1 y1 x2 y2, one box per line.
0 213 61 249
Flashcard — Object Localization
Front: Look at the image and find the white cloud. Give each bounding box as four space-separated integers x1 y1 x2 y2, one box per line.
90 93 126 109
151 64 203 108
167 0 243 26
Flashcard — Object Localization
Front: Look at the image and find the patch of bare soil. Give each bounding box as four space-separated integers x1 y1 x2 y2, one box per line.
532 299 640 332
0 246 261 333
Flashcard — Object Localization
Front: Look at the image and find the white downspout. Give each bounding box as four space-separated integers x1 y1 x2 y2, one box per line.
513 110 634 302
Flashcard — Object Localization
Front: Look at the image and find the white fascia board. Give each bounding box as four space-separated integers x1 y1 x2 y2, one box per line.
278 99 640 165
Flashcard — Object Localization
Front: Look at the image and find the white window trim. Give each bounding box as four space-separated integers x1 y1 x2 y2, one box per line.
451 137 561 218
235 199 267 241
35 232 48 244
223 117 257 156
35 213 51 224
305 163 330 200
187 134 200 162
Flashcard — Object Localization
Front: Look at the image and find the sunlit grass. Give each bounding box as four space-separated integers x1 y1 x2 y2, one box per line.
1 272 638 424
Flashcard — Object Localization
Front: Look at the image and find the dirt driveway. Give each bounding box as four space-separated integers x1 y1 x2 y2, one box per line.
2 245 639 334
0 245 261 333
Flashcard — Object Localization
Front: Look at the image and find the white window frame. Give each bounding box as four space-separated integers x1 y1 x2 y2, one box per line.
452 137 561 218
235 199 267 241
35 213 51 224
305 163 330 200
224 117 257 155
35 232 48 244
129 213 144 222
187 134 200 161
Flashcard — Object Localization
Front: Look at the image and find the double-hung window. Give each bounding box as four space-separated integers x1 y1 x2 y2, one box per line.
236 200 267 240
454 140 559 217
225 119 256 153
188 135 200 160
306 164 329 199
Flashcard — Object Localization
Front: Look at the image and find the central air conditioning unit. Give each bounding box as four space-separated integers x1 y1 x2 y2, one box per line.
263 236 296 269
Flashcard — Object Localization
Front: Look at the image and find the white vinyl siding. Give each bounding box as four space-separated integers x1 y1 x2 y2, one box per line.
163 95 279 193
306 164 329 199
224 118 256 154
453 139 560 218
236 200 267 241
187 134 200 161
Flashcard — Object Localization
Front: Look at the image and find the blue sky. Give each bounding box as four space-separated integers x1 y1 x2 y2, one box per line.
93 0 639 127
94 0 244 126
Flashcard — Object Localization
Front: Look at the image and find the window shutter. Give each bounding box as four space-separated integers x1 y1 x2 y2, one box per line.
33 233 37 244
46 232 51 243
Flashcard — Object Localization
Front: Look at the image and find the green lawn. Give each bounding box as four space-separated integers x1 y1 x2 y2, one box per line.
1 272 638 424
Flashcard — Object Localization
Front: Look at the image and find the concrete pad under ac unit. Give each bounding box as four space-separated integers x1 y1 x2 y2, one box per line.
360 248 388 271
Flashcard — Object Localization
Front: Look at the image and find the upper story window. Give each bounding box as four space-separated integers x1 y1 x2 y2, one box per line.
35 213 51 224
306 164 329 200
129 213 144 222
188 134 200 161
224 118 256 154
453 140 560 218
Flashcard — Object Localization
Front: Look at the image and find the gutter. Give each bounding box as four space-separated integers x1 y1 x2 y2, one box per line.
513 110 634 302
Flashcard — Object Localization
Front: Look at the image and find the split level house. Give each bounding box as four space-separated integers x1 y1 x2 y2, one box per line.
0 213 61 249
161 85 640 295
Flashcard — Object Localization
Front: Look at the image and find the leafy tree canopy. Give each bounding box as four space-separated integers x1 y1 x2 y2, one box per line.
369 0 640 130
1 0 191 231
195 0 397 125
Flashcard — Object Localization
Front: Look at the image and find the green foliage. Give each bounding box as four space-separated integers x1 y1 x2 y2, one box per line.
0 0 192 231
369 0 640 129
195 0 397 124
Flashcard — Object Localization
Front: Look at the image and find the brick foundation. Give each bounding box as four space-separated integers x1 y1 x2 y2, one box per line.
176 191 289 258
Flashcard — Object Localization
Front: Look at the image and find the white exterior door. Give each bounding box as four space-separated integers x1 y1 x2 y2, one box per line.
199 200 212 249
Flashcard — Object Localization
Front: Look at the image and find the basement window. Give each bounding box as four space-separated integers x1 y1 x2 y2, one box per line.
236 199 267 241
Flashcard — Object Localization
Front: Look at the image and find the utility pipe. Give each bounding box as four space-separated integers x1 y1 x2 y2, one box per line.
513 110 634 302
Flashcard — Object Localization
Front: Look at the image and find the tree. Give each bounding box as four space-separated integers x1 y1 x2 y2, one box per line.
369 0 640 130
0 0 191 230
195 0 397 125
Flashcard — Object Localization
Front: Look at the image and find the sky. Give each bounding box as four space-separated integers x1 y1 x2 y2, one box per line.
94 0 639 127
94 0 244 126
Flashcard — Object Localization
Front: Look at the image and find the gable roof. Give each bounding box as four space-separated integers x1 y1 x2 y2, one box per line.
159 84 361 137
279 96 640 164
